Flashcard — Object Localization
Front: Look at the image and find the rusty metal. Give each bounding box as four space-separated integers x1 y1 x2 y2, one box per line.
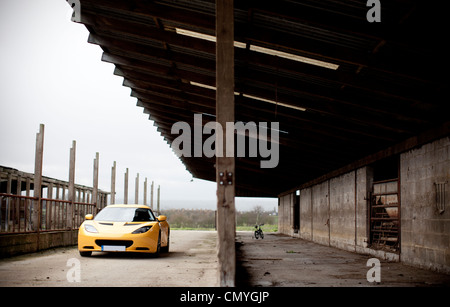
1 193 96 234
369 179 399 253
0 193 37 233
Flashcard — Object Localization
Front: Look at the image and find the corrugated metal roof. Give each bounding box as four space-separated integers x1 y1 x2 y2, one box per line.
70 0 449 197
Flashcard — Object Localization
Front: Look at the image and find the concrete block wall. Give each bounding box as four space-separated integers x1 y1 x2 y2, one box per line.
279 168 373 254
278 136 450 273
355 167 372 251
0 230 78 258
278 193 293 235
329 172 356 250
400 136 449 273
312 181 329 246
299 187 312 240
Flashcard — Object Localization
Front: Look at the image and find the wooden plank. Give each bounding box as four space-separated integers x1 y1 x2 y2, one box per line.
92 152 99 207
33 124 44 231
68 140 76 229
143 177 147 206
157 185 160 213
111 161 116 204
216 0 236 287
150 181 154 210
135 173 139 204
124 168 129 204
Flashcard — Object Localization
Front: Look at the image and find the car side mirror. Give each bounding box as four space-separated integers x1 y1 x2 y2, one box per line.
158 215 167 222
85 214 94 220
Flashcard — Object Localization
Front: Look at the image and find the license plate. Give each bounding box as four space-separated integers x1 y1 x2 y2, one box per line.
102 245 126 252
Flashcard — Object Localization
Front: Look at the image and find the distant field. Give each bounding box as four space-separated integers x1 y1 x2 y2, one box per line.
236 224 278 232
170 224 278 233
163 208 278 232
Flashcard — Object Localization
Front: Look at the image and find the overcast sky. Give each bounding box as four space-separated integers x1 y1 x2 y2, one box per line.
0 0 277 212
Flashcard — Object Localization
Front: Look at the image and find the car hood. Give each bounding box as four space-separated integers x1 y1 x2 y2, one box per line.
85 221 157 234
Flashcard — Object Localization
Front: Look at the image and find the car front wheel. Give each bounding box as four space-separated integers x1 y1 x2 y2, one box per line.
79 251 92 257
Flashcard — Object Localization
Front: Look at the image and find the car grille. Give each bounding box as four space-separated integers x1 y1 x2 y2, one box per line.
95 240 133 247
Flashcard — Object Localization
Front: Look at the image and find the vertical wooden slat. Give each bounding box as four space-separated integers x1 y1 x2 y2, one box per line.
124 168 129 204
6 173 12 232
135 173 139 204
68 140 76 229
157 185 160 213
144 177 148 206
150 181 154 210
111 161 116 205
216 0 236 287
16 176 22 231
48 182 53 230
92 152 99 208
25 177 31 231
33 124 44 232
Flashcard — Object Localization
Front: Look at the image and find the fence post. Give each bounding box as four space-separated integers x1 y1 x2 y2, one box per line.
157 185 160 213
150 181 154 210
32 124 44 251
111 161 116 204
33 124 44 233
144 177 148 206
124 168 129 204
135 173 139 204
92 152 99 209
68 140 76 230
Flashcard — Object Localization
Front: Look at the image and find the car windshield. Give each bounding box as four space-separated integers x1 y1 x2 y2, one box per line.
94 207 156 222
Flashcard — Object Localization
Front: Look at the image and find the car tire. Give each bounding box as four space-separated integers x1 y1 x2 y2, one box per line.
152 232 161 257
79 251 92 257
161 236 170 253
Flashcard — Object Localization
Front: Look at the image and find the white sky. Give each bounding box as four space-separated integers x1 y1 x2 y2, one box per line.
0 0 277 212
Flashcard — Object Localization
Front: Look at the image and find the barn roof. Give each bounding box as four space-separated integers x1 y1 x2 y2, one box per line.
70 0 449 197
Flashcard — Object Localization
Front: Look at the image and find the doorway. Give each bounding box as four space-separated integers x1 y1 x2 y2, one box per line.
368 156 400 253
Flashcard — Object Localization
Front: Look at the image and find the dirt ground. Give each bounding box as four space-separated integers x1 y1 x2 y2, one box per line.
0 230 218 287
236 232 450 287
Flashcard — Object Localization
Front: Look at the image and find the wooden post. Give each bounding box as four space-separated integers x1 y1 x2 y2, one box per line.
124 168 129 204
25 177 31 231
68 140 76 229
33 124 44 232
135 173 139 204
144 177 148 206
216 0 236 287
157 185 160 213
47 182 53 229
6 174 12 232
92 152 99 207
111 161 116 204
150 181 154 210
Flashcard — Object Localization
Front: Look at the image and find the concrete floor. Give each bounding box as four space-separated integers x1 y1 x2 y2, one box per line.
0 230 218 287
236 232 450 287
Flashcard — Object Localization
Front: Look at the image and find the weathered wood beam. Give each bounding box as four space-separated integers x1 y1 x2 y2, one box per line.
216 0 236 287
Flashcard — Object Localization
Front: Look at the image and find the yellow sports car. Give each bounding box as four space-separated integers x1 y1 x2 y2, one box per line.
78 204 169 257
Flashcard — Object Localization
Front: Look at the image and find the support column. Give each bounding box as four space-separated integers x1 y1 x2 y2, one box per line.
124 168 129 204
144 177 148 206
111 161 116 204
33 124 45 231
68 140 76 229
135 173 139 204
92 152 99 207
157 185 160 213
216 0 236 287
150 181 154 210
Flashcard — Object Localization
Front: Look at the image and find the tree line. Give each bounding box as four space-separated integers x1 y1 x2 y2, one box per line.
161 206 277 229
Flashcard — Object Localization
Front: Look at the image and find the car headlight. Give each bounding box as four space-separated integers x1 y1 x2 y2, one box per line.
84 224 98 233
132 225 152 234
